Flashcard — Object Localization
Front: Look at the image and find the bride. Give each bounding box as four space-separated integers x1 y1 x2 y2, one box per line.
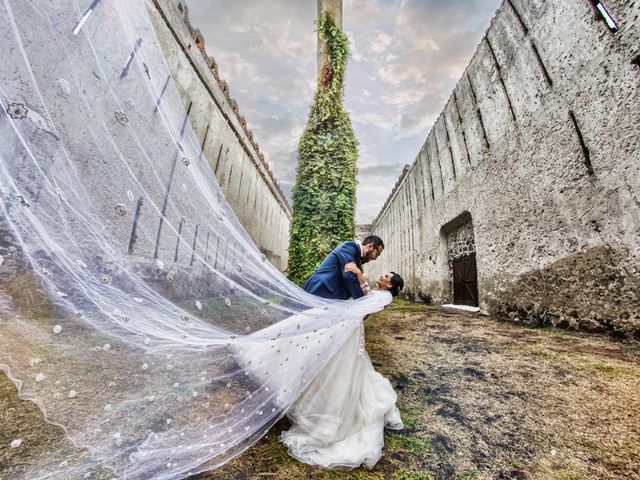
234 267 405 469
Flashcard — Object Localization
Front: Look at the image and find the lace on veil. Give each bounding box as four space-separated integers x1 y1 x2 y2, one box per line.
0 0 391 478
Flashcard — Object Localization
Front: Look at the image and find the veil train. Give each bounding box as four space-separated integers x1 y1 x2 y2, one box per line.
0 1 399 478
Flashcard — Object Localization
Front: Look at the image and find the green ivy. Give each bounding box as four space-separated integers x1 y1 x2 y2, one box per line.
288 12 358 285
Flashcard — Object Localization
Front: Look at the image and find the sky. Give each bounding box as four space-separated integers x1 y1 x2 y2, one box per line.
185 0 502 224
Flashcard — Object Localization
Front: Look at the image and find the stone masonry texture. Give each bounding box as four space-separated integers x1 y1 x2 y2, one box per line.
148 0 291 270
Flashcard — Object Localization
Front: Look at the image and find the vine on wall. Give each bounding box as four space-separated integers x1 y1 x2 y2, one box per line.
288 13 358 285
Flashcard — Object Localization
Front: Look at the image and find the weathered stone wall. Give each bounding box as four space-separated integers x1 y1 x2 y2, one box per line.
147 0 290 270
446 217 476 262
367 0 640 338
355 224 372 243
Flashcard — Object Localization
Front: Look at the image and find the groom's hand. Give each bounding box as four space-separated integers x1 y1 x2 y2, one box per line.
344 262 361 276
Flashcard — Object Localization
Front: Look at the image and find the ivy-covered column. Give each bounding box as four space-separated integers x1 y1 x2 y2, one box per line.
317 0 342 73
288 3 358 285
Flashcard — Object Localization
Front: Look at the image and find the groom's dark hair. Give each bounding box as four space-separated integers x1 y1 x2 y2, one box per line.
362 235 384 249
389 272 404 297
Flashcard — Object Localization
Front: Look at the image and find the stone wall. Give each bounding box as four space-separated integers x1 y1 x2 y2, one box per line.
367 0 640 338
355 224 372 243
445 218 475 262
147 0 291 270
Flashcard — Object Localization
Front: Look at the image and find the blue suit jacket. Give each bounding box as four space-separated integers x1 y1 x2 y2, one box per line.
301 241 364 300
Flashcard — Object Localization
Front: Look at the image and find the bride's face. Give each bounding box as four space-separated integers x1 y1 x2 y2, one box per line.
376 273 393 290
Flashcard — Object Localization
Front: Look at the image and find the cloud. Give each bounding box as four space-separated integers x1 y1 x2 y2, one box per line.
348 0 383 27
185 0 501 222
394 117 433 141
346 32 363 61
381 86 434 108
246 21 314 60
355 168 406 224
413 36 440 52
370 32 392 53
358 163 407 178
246 113 307 197
351 111 397 131
377 63 422 85
214 52 257 80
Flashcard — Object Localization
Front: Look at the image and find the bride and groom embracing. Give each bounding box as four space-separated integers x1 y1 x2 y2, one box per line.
275 236 406 469
301 235 404 300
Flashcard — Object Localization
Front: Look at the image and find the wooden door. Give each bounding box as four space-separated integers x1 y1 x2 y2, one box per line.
452 253 478 306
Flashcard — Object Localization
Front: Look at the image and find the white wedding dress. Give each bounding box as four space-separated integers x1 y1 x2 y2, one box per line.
234 290 403 469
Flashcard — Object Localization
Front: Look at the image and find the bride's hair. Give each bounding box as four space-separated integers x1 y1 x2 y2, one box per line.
388 272 404 297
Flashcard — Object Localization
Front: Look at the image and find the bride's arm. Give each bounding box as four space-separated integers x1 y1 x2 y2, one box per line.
344 262 371 295
344 262 365 284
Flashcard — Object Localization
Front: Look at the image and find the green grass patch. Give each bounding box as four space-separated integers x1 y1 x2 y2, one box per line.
385 299 429 314
387 433 430 454
398 404 422 429
393 468 433 480
566 353 640 378
509 458 527 469
350 471 385 480
590 363 640 377
265 438 295 466
324 471 384 480
576 435 599 450
457 469 479 479
551 471 583 480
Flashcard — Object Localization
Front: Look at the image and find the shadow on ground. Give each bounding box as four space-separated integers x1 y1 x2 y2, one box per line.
2 299 639 479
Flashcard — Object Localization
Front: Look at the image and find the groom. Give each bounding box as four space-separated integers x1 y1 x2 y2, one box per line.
301 235 385 300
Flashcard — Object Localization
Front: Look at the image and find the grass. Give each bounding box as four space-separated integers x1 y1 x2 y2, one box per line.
386 433 430 454
458 469 480 479
394 469 433 480
550 471 583 480
567 353 640 377
2 298 640 479
397 405 421 429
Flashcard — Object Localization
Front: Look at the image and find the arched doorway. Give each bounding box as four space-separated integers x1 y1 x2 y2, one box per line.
442 212 478 307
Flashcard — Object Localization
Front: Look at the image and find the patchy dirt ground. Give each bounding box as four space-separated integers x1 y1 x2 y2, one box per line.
2 299 639 479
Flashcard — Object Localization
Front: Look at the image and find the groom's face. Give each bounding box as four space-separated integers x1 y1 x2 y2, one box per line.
362 243 384 263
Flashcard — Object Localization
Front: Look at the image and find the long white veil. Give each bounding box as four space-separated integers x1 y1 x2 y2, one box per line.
0 0 390 478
